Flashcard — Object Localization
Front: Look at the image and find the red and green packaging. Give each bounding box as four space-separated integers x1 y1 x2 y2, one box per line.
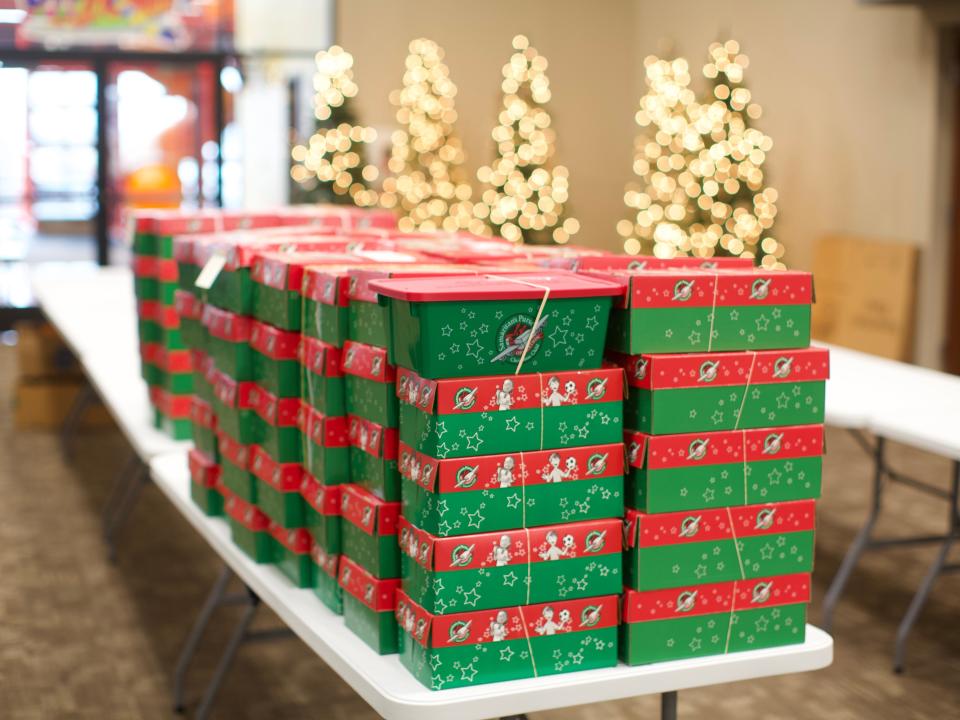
621 574 810 665
396 591 619 690
188 448 223 516
348 415 399 501
190 396 219 460
143 344 193 394
339 556 401 654
301 264 362 347
139 299 184 349
249 383 302 463
224 490 273 563
539 254 753 273
133 250 177 304
269 524 314 588
217 429 257 503
398 518 622 615
202 305 253 380
300 336 345 417
192 350 217 405
250 444 304 529
212 370 259 445
299 405 350 485
612 347 830 435
604 268 813 355
397 367 623 460
398 442 624 536
623 499 816 591
301 473 342 554
369 273 625 379
250 320 301 397
149 387 192 439
342 341 397 428
625 425 824 513
174 289 206 350
340 484 400 579
311 545 343 614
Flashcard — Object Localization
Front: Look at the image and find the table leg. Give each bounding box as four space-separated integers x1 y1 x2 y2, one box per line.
172 565 234 713
100 450 140 536
822 436 886 631
59 382 96 461
104 461 148 562
893 460 959 673
661 690 678 720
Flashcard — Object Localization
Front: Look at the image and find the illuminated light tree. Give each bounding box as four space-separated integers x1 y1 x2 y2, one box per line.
692 40 782 268
379 38 483 233
616 55 704 258
477 35 579 245
290 45 380 206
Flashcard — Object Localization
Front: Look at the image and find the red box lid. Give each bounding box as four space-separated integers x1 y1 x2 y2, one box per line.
369 272 626 302
338 556 400 611
339 483 399 536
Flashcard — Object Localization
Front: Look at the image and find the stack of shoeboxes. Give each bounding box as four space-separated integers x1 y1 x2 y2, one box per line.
369 271 629 688
600 264 828 665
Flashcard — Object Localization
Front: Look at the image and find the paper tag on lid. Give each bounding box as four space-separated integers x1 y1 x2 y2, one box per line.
195 249 227 290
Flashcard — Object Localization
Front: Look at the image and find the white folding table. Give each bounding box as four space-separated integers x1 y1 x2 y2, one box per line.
151 452 832 720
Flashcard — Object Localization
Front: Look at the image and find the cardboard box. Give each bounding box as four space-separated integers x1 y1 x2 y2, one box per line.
623 500 816 591
301 473 342 554
299 405 350 485
398 441 624 536
202 305 253 380
398 517 622 615
311 545 343 614
188 448 223 516
211 370 260 444
612 347 830 435
249 383 302 463
189 396 219 460
620 574 809 665
300 337 346 417
270 524 314 588
397 367 623 459
173 290 206 350
348 415 400 501
604 269 813 355
340 484 401 579
15 321 79 379
225 490 273 562
339 556 401 654
624 425 823 513
397 591 618 690
149 387 192 439
369 273 624 379
343 341 398 428
250 445 304 528
12 379 111 430
217 429 257 503
538 255 753 273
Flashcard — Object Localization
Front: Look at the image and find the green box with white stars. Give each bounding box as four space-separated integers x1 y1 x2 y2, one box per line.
612 347 829 436
299 405 350 485
369 273 625 379
301 473 341 554
603 268 812 355
343 341 398 427
624 425 823 513
300 336 346 417
310 545 344 614
398 517 621 615
398 441 624 536
270 525 313 588
340 484 401 579
396 591 619 690
339 556 401 654
348 415 400 501
620 574 809 665
250 320 301 397
397 367 623 460
623 499 816 591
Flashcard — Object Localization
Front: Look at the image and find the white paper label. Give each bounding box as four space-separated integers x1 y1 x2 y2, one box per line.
195 250 227 290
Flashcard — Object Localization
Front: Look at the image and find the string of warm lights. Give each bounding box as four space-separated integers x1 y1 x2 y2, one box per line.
378 38 485 233
476 35 579 245
290 45 380 206
617 41 784 268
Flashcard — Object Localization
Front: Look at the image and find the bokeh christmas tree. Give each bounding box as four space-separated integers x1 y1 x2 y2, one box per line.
378 38 482 233
290 45 379 207
477 35 579 245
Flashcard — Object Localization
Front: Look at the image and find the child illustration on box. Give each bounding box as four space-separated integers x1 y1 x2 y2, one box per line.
415 618 427 642
539 530 568 561
489 610 509 641
534 606 564 636
496 456 516 488
494 379 515 411
540 453 569 483
493 535 513 566
542 376 570 407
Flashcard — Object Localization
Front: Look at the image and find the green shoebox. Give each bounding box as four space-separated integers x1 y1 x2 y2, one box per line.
143 344 193 394
399 517 621 615
188 448 223 516
623 499 816 591
603 268 813 355
139 299 186 349
397 367 623 459
149 388 192 439
399 441 624 536
138 318 162 345
348 415 399 502
369 273 624 379
340 484 400 579
218 429 257 503
397 591 619 690
311 545 344 614
302 264 358 347
225 490 273 563
202 305 254 380
621 574 809 665
339 556 401 654
299 405 350 485
250 445 304 528
249 383 302 463
625 425 824 513
270 524 314 588
190 396 219 460
301 473 342 553
192 350 217 405
343 341 397 428
251 319 301 397
174 290 207 350
300 336 346 417
212 371 261 445
612 347 830 435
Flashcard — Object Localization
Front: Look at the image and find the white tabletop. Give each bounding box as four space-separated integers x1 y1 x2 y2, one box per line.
150 453 832 720
32 264 189 460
